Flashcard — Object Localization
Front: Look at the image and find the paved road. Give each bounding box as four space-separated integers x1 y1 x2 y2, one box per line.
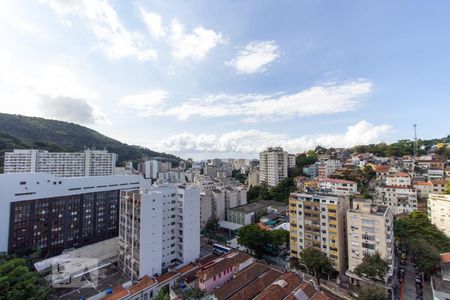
400 262 416 300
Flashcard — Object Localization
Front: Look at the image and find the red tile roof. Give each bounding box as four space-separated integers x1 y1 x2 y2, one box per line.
104 275 156 300
213 262 269 300
155 271 179 284
373 165 390 172
197 251 252 282
441 252 450 264
414 181 433 186
254 272 302 300
228 268 283 300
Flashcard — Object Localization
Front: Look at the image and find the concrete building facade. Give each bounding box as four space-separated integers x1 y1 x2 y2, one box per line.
0 173 147 256
4 149 117 177
289 192 349 273
118 185 200 280
346 199 394 284
428 194 450 238
259 147 288 187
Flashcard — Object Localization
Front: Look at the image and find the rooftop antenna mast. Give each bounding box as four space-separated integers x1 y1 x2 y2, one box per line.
413 123 418 159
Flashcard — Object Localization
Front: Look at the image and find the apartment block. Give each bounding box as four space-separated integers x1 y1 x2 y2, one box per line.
118 185 200 280
4 149 117 177
288 154 296 168
200 189 225 228
0 173 147 256
346 199 394 284
317 178 358 196
259 147 288 187
289 192 349 273
317 159 342 178
374 172 417 214
428 194 450 238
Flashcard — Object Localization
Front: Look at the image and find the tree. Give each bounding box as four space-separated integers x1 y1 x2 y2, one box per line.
394 211 450 277
237 225 289 257
237 225 268 257
184 287 205 300
357 286 386 300
446 181 450 195
355 252 389 281
0 256 51 300
232 169 247 184
299 248 333 283
155 286 170 300
202 217 219 242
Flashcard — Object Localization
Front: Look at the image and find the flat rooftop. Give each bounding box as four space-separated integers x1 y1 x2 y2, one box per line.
228 201 282 213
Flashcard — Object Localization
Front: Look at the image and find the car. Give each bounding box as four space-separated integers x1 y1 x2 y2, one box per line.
415 277 422 283
416 289 423 296
415 282 423 289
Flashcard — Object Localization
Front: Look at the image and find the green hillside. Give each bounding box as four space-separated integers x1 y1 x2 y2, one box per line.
0 113 180 169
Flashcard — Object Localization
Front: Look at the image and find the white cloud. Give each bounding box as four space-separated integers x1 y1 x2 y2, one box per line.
0 55 108 124
41 0 157 61
168 19 224 61
155 121 393 157
120 90 169 116
125 79 372 121
140 8 165 40
227 40 280 74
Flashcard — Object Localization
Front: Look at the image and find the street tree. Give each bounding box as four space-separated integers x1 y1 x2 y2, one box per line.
354 252 389 281
299 248 333 283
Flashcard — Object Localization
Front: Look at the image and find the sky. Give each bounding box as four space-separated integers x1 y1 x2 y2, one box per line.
0 0 449 159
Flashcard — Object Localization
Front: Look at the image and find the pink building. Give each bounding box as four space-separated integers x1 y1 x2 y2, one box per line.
197 251 253 294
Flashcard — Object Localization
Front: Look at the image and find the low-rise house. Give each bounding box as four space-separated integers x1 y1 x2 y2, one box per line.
197 251 254 294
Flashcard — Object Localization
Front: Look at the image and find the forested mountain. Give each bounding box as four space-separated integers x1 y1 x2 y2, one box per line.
0 113 180 169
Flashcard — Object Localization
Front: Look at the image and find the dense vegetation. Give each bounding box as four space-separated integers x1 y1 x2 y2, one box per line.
0 252 51 300
352 136 450 158
394 211 450 277
237 225 289 257
0 113 180 169
247 177 296 203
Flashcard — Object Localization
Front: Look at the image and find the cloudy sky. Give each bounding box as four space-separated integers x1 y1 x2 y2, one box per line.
0 1 449 159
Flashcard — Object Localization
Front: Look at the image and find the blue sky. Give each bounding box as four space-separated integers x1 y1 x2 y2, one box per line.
0 0 449 159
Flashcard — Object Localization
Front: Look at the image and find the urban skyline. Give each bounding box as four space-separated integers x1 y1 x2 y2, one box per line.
1 1 449 159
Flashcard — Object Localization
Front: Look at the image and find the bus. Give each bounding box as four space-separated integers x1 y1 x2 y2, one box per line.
213 243 232 255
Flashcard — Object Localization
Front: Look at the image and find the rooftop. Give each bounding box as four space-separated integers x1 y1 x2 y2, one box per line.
318 177 356 185
213 262 270 300
441 252 450 264
254 272 302 300
197 251 252 281
228 201 280 213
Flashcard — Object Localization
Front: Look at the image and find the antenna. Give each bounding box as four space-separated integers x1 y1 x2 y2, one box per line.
413 123 418 159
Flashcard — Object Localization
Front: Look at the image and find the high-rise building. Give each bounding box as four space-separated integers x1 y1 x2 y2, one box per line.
346 199 394 284
289 192 349 273
144 160 160 179
4 149 117 177
118 185 200 280
0 173 147 256
288 154 296 168
428 194 450 238
259 147 288 187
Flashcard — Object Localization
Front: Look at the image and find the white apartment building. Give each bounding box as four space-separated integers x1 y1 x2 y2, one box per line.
157 170 186 184
385 172 411 186
374 185 417 214
200 189 226 227
289 192 349 273
118 185 200 280
4 149 117 177
259 147 288 187
0 172 148 255
346 199 394 284
144 160 160 179
428 194 450 238
288 154 296 168
318 178 358 196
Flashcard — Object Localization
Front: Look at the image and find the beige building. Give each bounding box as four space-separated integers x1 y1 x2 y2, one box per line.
289 192 349 273
346 199 394 284
259 147 288 187
428 194 450 238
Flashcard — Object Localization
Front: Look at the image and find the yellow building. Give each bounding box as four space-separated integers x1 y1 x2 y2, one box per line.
289 192 349 273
